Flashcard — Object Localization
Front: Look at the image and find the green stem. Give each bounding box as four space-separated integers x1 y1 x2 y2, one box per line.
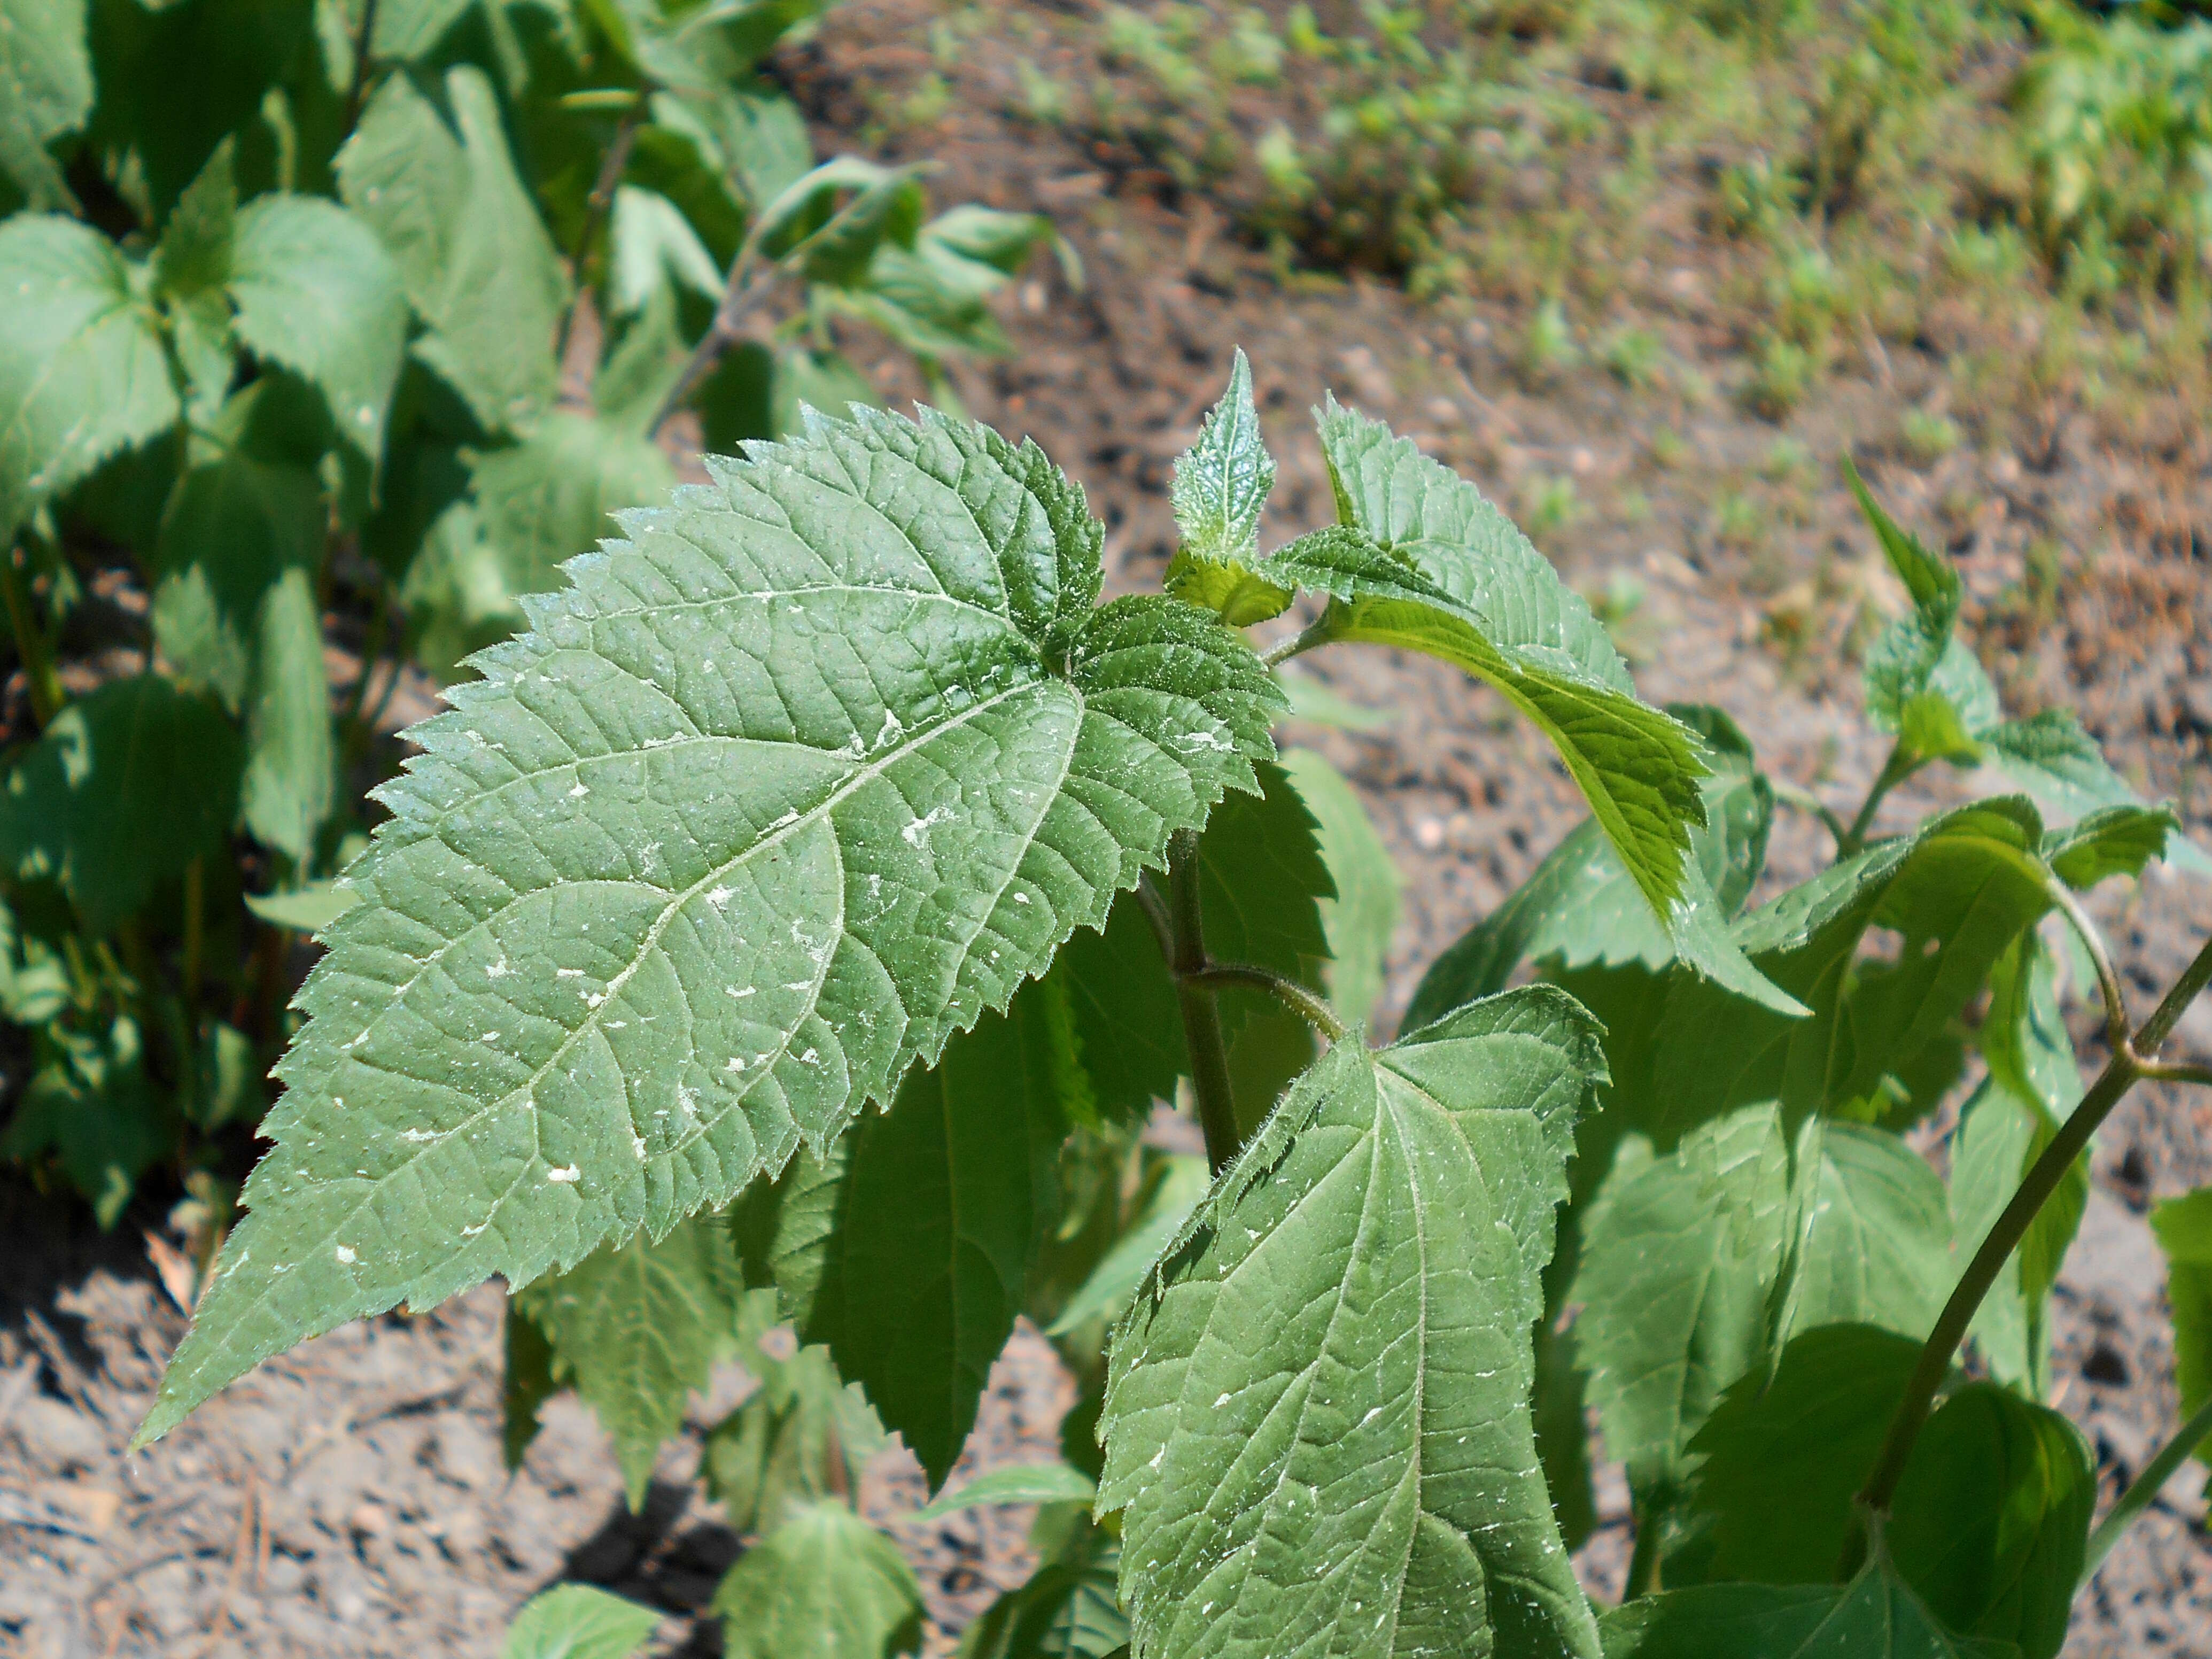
1624 1497 1668 1601
1262 617 1332 669
554 88 651 366
1185 964 1346 1042
1853 929 2212 1537
1838 742 1915 856
2081 1391 2212 1583
1770 779 1848 854
1167 828 1241 1175
1 545 63 727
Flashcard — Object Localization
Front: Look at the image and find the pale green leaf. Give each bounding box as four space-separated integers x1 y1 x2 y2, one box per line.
714 1502 925 1659
469 410 678 597
515 1212 745 1508
2044 803 2177 888
1845 456 1961 627
0 0 91 210
338 65 566 435
0 675 241 934
230 195 410 461
1599 1557 2008 1659
1981 709 2212 875
138 406 1280 1446
1279 747 1397 1029
1100 989 1606 1659
741 975 1078 1489
1573 1105 1790 1494
2151 1187 2212 1461
0 215 180 541
1404 704 1771 1029
702 1289 884 1533
1165 348 1289 625
246 879 364 934
501 1584 661 1659
609 184 723 316
912 1462 1097 1521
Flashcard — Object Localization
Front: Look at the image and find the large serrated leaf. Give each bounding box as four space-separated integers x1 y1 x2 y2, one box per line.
1783 1117 1953 1341
337 65 566 436
137 406 1280 1446
1599 1556 2011 1659
514 1212 746 1509
1099 989 1605 1659
738 973 1078 1489
714 1501 925 1659
0 215 180 541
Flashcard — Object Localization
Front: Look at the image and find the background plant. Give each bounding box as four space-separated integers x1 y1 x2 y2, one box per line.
107 330 2212 1655
0 0 1058 1237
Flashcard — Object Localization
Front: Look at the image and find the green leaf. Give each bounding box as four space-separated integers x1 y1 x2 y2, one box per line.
0 0 91 210
1685 1323 1926 1586
151 386 335 860
1845 456 1961 627
229 196 410 462
2044 803 2177 889
1981 709 2212 875
1043 1154 1207 1337
960 1519 1129 1659
1099 989 1606 1659
702 1291 885 1533
0 215 180 542
1783 1118 1952 1342
1574 1105 1790 1494
515 1212 746 1508
338 65 566 435
713 1502 925 1659
1955 931 2085 1392
1887 1383 2093 1659
912 1461 1097 1521
740 976 1078 1490
1059 894 1186 1125
501 1292 561 1469
1279 747 1396 1029
0 675 241 934
501 1584 661 1659
1165 348 1289 626
1262 510 1789 1016
752 157 927 286
245 879 363 934
2151 1188 2212 1462
469 410 678 597
1404 704 1772 1029
138 406 1282 1446
609 184 724 316
1598 1556 2008 1659
154 136 237 305
0 1013 167 1228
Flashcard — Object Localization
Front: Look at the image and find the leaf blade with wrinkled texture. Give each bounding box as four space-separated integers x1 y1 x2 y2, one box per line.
138 406 1280 1446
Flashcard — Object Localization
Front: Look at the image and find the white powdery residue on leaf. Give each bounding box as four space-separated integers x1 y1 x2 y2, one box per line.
546 1165 581 1183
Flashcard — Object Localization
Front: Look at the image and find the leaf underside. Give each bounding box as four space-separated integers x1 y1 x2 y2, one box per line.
138 405 1280 1445
1100 989 1606 1659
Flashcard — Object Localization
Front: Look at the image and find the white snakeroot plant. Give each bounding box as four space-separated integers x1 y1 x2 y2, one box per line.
140 354 2212 1659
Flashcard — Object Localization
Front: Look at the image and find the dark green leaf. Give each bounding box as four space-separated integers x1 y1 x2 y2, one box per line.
959 1519 1129 1659
1279 747 1396 1030
743 976 1078 1490
1100 990 1606 1659
0 1014 167 1227
2151 1188 2212 1461
713 1502 925 1659
0 215 180 541
1599 1556 2009 1659
1059 894 1185 1125
0 675 241 933
338 65 566 435
501 1294 560 1469
515 1212 746 1508
0 0 92 210
139 406 1283 1448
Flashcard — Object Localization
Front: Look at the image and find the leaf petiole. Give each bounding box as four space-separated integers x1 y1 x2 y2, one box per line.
1262 616 1333 669
1166 828 1243 1174
1183 964 1347 1043
1838 742 1918 855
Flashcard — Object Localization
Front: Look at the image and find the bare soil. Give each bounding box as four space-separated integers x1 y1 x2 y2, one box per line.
10 0 2212 1652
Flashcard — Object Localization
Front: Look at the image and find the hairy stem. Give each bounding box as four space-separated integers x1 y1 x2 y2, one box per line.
1167 829 1241 1175
1261 617 1332 669
2082 1391 2212 1583
1854 929 2212 1536
1 545 63 727
1184 964 1346 1042
1838 742 1915 855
